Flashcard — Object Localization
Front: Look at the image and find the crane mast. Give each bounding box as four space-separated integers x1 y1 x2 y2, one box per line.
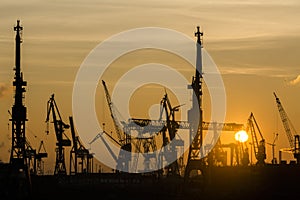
45 94 71 175
273 92 300 164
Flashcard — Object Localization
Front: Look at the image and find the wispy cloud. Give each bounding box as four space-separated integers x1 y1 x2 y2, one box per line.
0 83 9 98
288 75 300 86
219 65 288 77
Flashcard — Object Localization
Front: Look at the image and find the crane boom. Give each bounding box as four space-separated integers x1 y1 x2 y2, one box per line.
273 92 295 149
274 92 300 164
102 80 125 145
101 80 131 172
246 112 266 165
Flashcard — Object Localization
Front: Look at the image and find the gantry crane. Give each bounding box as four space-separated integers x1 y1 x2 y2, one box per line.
158 92 184 176
124 117 244 170
35 140 48 175
120 92 183 174
246 112 266 166
45 94 71 175
274 92 300 164
25 139 48 175
69 116 93 175
129 135 158 173
24 139 37 174
130 92 182 175
102 80 131 172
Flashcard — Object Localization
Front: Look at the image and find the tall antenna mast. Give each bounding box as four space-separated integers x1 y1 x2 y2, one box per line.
184 25 204 179
9 20 28 170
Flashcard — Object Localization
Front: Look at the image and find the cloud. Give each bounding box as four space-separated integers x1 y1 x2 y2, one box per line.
0 83 9 98
289 75 300 86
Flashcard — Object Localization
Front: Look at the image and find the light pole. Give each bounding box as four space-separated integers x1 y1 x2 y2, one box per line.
249 142 253 166
267 133 278 164
235 130 249 166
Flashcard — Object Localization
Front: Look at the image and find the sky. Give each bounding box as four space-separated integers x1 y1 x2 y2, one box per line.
0 0 300 173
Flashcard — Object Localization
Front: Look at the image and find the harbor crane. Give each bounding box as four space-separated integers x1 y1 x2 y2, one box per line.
24 139 36 174
274 92 300 164
26 139 48 175
158 92 184 176
46 94 71 175
125 118 244 168
69 116 94 175
102 80 132 172
246 112 266 166
35 140 48 175
95 80 155 173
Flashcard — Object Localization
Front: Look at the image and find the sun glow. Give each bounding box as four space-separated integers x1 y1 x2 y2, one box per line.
235 130 249 143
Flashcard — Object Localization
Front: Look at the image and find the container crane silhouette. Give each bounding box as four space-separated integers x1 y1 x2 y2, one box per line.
127 92 181 175
102 80 132 172
45 94 71 175
69 116 94 174
273 92 300 164
246 112 266 166
158 92 184 176
35 140 48 175
89 80 132 172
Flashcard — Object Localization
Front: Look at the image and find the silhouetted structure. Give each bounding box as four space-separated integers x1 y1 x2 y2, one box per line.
102 80 132 172
159 92 183 176
69 116 94 174
35 140 48 175
246 112 266 165
10 19 28 172
274 92 300 164
2 22 300 200
46 94 71 175
8 20 32 199
184 26 204 179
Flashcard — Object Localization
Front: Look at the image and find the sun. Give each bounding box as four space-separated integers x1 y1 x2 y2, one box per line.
235 130 249 143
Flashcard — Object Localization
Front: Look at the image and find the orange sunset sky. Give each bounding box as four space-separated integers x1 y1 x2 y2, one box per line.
0 0 300 173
